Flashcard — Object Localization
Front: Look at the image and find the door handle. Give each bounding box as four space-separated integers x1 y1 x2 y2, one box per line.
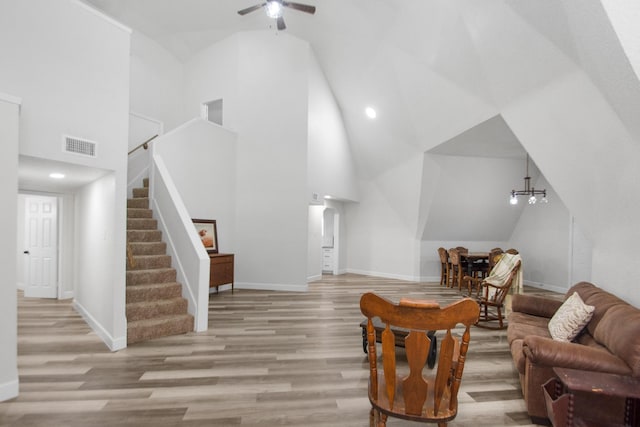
23 250 29 254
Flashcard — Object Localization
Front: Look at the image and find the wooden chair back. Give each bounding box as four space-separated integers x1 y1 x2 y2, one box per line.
447 248 462 289
437 247 449 287
488 248 503 269
360 293 480 426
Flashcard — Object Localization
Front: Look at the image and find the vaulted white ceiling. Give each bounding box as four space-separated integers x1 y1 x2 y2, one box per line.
83 0 640 176
83 0 530 178
81 0 640 245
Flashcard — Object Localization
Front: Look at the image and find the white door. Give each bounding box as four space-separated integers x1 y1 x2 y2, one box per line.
24 195 58 298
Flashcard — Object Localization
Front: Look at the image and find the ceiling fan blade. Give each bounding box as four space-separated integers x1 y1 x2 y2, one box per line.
282 2 316 14
237 3 266 15
276 16 286 30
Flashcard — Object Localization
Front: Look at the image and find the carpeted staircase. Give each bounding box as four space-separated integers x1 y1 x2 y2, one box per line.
126 178 194 344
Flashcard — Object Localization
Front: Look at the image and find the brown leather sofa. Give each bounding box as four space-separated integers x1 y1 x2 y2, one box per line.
507 282 640 425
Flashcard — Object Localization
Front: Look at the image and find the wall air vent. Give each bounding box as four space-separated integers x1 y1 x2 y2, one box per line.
63 135 97 157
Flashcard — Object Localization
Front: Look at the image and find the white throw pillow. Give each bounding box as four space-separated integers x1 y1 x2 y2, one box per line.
548 292 595 342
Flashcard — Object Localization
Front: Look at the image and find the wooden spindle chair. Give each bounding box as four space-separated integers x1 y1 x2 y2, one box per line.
360 293 480 427
447 248 463 290
437 247 449 287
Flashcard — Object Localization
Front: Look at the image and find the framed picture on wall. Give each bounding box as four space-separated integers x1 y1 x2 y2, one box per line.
192 219 218 254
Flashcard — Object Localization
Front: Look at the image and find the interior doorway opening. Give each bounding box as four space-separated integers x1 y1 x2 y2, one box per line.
322 207 339 275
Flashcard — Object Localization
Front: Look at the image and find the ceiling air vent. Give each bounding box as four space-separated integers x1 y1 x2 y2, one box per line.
63 135 97 157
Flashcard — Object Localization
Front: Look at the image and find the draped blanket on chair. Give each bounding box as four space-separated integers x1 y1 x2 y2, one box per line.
484 252 523 293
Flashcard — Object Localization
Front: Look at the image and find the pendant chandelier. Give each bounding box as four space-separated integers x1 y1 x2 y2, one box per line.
509 154 547 205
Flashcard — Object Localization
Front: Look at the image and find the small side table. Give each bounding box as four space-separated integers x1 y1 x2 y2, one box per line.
209 253 234 293
543 367 640 427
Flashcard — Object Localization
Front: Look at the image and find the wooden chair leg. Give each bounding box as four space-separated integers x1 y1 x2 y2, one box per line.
378 412 387 427
369 408 375 427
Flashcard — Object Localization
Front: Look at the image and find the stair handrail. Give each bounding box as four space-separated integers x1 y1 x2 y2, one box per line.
128 134 159 156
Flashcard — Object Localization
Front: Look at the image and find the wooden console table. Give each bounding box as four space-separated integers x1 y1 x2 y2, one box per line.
209 253 234 293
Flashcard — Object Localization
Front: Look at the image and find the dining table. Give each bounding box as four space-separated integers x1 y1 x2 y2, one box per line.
460 252 490 277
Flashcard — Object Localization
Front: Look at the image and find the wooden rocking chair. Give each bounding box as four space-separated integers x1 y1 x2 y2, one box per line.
360 293 480 427
463 253 522 329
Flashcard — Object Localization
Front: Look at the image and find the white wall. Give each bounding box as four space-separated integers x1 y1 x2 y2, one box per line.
307 205 324 281
130 31 184 132
73 172 126 350
183 34 240 131
0 95 20 402
346 156 424 281
307 51 359 202
154 118 237 253
183 32 310 291
0 0 131 350
0 0 130 170
234 32 309 290
508 176 573 293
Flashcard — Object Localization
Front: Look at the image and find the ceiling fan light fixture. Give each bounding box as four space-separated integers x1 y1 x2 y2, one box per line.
265 1 283 18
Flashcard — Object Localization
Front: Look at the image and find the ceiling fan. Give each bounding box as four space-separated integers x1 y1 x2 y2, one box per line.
237 0 316 31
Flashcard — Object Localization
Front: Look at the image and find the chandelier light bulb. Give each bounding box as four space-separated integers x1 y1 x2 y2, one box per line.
541 196 548 204
528 195 537 204
510 194 518 205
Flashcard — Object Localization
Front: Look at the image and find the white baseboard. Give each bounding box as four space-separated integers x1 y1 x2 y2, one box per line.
235 282 308 292
346 268 419 282
0 379 19 402
307 274 322 282
523 281 568 294
209 284 233 294
73 300 126 351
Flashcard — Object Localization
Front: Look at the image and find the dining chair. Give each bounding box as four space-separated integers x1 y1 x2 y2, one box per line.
447 248 463 290
437 247 449 287
487 247 504 272
360 293 480 427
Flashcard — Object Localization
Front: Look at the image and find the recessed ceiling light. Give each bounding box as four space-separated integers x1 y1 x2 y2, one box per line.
49 172 65 179
365 107 377 119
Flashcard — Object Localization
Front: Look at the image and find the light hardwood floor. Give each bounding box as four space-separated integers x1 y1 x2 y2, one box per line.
1 274 562 426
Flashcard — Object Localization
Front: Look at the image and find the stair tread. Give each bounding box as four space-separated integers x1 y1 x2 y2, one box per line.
126 297 186 307
127 282 181 288
127 313 193 327
127 267 175 273
131 254 170 258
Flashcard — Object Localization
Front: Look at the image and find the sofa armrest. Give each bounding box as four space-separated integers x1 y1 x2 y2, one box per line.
522 335 632 375
511 294 563 318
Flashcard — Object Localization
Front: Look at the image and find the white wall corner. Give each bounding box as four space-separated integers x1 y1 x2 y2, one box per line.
0 92 22 106
72 0 132 34
73 300 126 351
